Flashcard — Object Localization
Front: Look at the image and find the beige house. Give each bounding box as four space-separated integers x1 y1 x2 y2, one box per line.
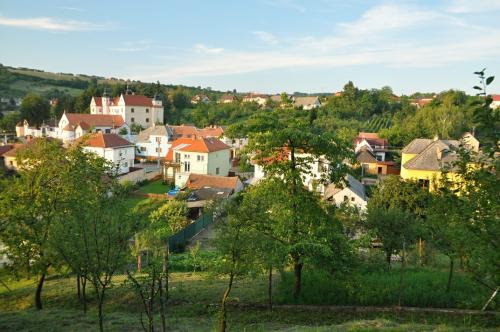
294 96 321 110
164 137 231 187
90 93 164 128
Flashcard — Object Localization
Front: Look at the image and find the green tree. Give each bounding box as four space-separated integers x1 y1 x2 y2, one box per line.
19 93 50 126
0 138 65 309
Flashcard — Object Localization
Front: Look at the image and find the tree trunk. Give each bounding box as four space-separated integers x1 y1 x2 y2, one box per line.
77 275 81 301
293 256 303 300
159 244 169 332
82 277 87 314
446 257 454 293
386 251 392 269
219 272 234 332
35 273 46 310
268 265 273 311
137 252 142 272
398 247 406 307
97 289 105 332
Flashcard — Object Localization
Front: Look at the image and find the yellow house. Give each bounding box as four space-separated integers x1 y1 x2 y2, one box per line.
400 137 466 191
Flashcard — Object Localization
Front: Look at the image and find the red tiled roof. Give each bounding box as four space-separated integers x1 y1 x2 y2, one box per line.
92 97 102 106
199 126 224 138
355 132 388 148
65 113 125 129
80 132 133 148
492 94 500 101
170 125 199 139
186 174 239 191
165 137 230 160
0 144 14 157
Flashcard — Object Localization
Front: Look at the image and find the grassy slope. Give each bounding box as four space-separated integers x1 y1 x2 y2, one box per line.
1 270 498 331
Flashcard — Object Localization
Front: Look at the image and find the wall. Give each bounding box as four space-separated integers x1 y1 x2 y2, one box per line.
331 188 367 210
207 149 231 176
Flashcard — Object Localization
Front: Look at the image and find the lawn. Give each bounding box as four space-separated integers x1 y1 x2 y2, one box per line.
138 180 172 195
1 263 498 331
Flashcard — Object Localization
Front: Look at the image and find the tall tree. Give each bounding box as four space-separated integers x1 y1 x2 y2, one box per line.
19 93 50 126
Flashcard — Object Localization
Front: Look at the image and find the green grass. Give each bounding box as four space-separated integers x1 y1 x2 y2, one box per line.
138 180 172 195
1 268 498 331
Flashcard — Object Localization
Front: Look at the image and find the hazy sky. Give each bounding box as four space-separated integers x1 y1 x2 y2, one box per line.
1 0 500 95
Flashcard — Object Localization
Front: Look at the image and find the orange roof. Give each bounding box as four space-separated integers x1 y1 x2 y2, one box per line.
80 132 133 148
199 126 224 138
170 125 199 139
492 94 500 101
113 94 154 107
65 113 125 129
92 97 103 106
186 174 240 191
0 144 14 157
165 137 230 160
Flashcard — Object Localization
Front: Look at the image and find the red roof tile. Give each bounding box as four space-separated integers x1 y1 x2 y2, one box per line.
165 137 230 160
492 94 500 101
187 174 240 191
65 113 125 128
79 132 133 148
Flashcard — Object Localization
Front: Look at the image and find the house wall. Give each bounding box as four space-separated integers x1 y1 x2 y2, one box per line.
207 149 231 176
331 188 367 210
84 145 135 175
136 135 171 160
401 153 417 166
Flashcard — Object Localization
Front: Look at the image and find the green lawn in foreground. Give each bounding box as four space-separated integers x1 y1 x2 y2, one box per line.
1 269 498 331
138 180 171 195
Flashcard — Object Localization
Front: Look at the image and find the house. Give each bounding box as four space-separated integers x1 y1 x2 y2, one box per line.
242 93 268 106
490 95 500 109
356 147 399 176
0 144 14 169
218 94 237 104
191 95 210 105
410 97 434 108
400 135 478 190
90 92 164 128
354 132 389 161
164 137 231 187
186 173 244 193
169 125 199 140
293 96 321 110
324 174 367 210
78 133 135 175
58 112 129 143
135 125 174 162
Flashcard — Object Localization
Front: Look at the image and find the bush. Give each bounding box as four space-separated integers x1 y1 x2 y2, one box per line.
169 250 220 272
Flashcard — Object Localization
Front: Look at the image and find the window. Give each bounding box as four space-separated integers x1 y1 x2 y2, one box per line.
155 148 162 153
343 195 348 202
216 167 220 175
418 179 429 189
146 108 149 113
131 117 135 123
197 155 204 161
131 108 135 113
155 137 161 143
351 197 355 202
175 152 181 162
184 161 190 172
184 154 190 159
140 147 146 151
377 166 383 174
146 118 150 123
105 129 111 134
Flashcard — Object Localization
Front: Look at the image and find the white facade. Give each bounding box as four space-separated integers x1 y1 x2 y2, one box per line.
83 145 135 175
90 94 164 128
172 149 231 187
327 186 367 211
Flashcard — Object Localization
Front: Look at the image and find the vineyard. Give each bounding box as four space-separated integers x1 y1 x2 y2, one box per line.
363 115 392 132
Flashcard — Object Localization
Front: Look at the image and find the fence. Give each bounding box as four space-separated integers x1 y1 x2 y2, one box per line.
168 213 214 252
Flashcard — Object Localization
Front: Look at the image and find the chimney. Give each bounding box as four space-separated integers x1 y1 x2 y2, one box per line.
435 146 442 160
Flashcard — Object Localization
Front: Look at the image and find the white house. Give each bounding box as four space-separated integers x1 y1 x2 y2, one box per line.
164 137 231 187
90 93 164 128
79 133 135 175
354 132 389 162
58 112 129 143
135 125 174 161
490 95 500 109
191 94 210 104
294 96 321 110
242 93 268 107
324 174 367 210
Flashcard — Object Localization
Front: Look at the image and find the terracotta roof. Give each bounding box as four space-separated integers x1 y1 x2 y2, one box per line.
65 113 125 129
0 144 14 157
186 174 240 191
92 96 103 106
80 132 134 148
76 121 91 130
121 94 154 107
355 132 388 148
199 126 224 138
165 137 230 160
170 125 199 139
492 95 500 101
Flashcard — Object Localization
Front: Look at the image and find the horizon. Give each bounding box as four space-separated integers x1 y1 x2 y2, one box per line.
1 0 500 95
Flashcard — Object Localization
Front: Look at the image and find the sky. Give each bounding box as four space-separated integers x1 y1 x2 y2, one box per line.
1 0 500 95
